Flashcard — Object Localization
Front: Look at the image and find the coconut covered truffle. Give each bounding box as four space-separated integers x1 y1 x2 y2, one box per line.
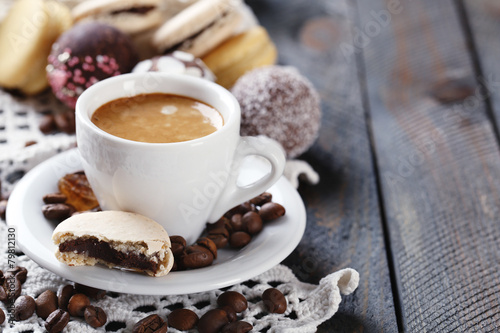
231 65 321 158
47 22 138 109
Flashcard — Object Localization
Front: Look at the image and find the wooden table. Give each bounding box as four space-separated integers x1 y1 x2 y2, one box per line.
248 0 500 331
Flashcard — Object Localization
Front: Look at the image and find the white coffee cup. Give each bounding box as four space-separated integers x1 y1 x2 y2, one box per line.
75 72 286 243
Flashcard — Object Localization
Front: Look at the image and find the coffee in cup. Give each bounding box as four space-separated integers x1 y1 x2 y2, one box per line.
91 93 224 143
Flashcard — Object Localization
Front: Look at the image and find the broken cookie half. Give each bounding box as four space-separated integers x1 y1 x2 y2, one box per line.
52 211 174 277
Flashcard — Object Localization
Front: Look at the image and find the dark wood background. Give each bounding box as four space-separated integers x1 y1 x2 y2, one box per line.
248 0 500 331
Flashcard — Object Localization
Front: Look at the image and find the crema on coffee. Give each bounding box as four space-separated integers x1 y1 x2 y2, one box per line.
91 93 224 143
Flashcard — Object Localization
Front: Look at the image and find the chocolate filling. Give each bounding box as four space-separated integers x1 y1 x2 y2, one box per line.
59 237 159 273
162 10 230 54
111 6 155 15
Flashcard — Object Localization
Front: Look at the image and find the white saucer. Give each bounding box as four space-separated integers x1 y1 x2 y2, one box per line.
7 149 306 295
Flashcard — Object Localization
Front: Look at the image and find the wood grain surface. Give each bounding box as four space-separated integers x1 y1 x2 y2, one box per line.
248 0 398 332
354 0 500 331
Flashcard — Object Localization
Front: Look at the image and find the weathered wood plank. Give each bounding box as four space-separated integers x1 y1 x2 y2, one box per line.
248 0 398 332
355 0 500 331
463 0 500 142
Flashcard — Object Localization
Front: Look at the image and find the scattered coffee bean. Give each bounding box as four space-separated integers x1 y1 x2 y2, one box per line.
0 307 5 325
220 305 237 323
262 288 287 314
45 309 70 333
196 237 218 259
170 235 186 256
84 305 107 328
75 283 106 300
167 308 199 331
133 314 167 333
207 233 228 249
230 214 243 232
242 211 263 235
36 290 58 320
259 202 285 221
0 200 7 220
42 203 72 221
217 291 248 313
3 276 22 301
0 270 4 285
0 286 7 303
24 140 37 147
13 295 36 320
198 309 229 333
57 284 75 310
181 245 214 269
229 232 251 248
43 193 67 204
6 266 28 284
221 321 253 333
67 293 90 317
39 114 57 134
54 111 76 134
249 192 272 206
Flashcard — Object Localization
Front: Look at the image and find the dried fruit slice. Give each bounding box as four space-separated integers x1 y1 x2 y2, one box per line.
58 172 99 212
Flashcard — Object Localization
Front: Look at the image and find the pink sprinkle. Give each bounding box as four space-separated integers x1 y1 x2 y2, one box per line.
85 56 93 63
74 69 82 76
68 57 79 67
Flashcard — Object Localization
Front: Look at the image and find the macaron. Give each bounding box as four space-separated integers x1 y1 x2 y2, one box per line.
0 0 72 95
152 0 242 57
202 25 277 89
72 0 163 35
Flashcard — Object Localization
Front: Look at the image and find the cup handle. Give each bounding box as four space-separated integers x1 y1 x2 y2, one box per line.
208 135 286 222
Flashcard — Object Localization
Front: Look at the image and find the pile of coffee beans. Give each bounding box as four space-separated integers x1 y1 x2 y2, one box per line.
170 192 286 271
0 266 108 332
0 179 9 220
133 288 287 333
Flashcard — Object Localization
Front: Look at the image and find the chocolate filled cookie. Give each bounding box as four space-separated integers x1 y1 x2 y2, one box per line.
52 211 174 277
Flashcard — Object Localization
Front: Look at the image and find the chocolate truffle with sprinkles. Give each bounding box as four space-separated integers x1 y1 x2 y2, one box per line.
231 65 321 158
47 22 138 109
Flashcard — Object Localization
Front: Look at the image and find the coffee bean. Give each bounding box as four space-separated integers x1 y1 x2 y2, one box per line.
207 233 228 249
208 226 230 239
84 305 107 328
6 266 28 284
57 284 75 310
43 193 67 204
13 295 36 320
3 275 22 301
220 305 237 323
0 200 7 220
54 111 75 134
242 211 263 235
42 203 72 221
221 321 253 333
75 283 106 300
0 286 8 303
262 288 287 314
259 202 285 221
229 232 251 248
36 290 58 320
45 309 70 333
206 217 228 232
133 314 167 333
198 309 229 333
196 237 218 259
181 245 214 269
249 192 272 206
230 214 243 232
167 308 199 331
39 114 57 134
0 270 4 285
217 291 248 313
170 235 186 256
0 307 5 325
67 293 90 317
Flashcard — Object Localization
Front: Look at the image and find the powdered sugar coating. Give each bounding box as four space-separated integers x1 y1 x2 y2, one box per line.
231 66 321 158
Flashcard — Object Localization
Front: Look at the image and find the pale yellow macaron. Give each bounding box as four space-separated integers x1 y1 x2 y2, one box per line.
0 0 71 95
153 0 242 57
72 0 163 35
202 25 278 89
